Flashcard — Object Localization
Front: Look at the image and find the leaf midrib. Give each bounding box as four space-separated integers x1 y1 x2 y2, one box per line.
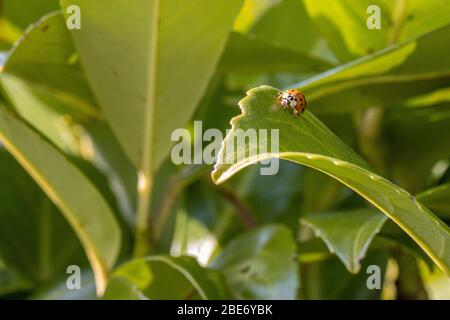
134 0 161 257
142 0 160 176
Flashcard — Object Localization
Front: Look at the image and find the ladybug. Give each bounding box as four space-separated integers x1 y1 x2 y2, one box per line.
276 89 307 116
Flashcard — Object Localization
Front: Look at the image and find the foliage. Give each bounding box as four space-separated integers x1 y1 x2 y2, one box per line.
0 0 449 300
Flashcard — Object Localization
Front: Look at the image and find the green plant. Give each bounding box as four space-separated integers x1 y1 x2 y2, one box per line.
0 0 449 300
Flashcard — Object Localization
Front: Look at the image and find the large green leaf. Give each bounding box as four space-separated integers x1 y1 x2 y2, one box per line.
0 149 88 286
61 0 242 172
211 225 298 299
301 209 387 273
0 105 121 295
3 13 99 118
291 24 450 114
104 256 231 300
61 0 243 256
212 86 450 275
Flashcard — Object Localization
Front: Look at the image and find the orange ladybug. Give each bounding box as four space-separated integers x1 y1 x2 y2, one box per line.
277 89 307 116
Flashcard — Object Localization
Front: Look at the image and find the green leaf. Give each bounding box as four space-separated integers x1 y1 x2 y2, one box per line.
104 256 231 300
0 0 60 48
249 0 337 64
1 0 59 30
219 32 332 73
0 74 65 149
0 149 88 286
211 225 298 299
61 0 243 173
61 0 243 256
301 209 387 273
3 13 99 118
304 0 450 60
300 168 344 214
417 183 450 219
384 105 450 192
304 0 393 60
397 0 450 42
233 0 279 33
292 24 450 114
84 122 138 228
169 182 225 264
212 85 450 275
0 258 33 297
301 252 388 299
0 73 90 153
239 161 304 226
0 105 121 295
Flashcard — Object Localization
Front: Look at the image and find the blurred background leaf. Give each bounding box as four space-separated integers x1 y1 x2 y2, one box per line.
211 225 298 299
301 208 387 273
104 256 232 300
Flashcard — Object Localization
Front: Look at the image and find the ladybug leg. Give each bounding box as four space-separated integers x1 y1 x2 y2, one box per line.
293 109 300 117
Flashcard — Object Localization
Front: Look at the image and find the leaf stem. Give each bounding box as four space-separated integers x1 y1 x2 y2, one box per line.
133 0 161 258
388 0 407 45
215 186 257 229
133 171 154 258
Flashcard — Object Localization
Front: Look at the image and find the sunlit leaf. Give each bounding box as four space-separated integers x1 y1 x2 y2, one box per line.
212 85 450 275
0 105 121 295
3 13 99 118
291 24 450 114
61 0 243 173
